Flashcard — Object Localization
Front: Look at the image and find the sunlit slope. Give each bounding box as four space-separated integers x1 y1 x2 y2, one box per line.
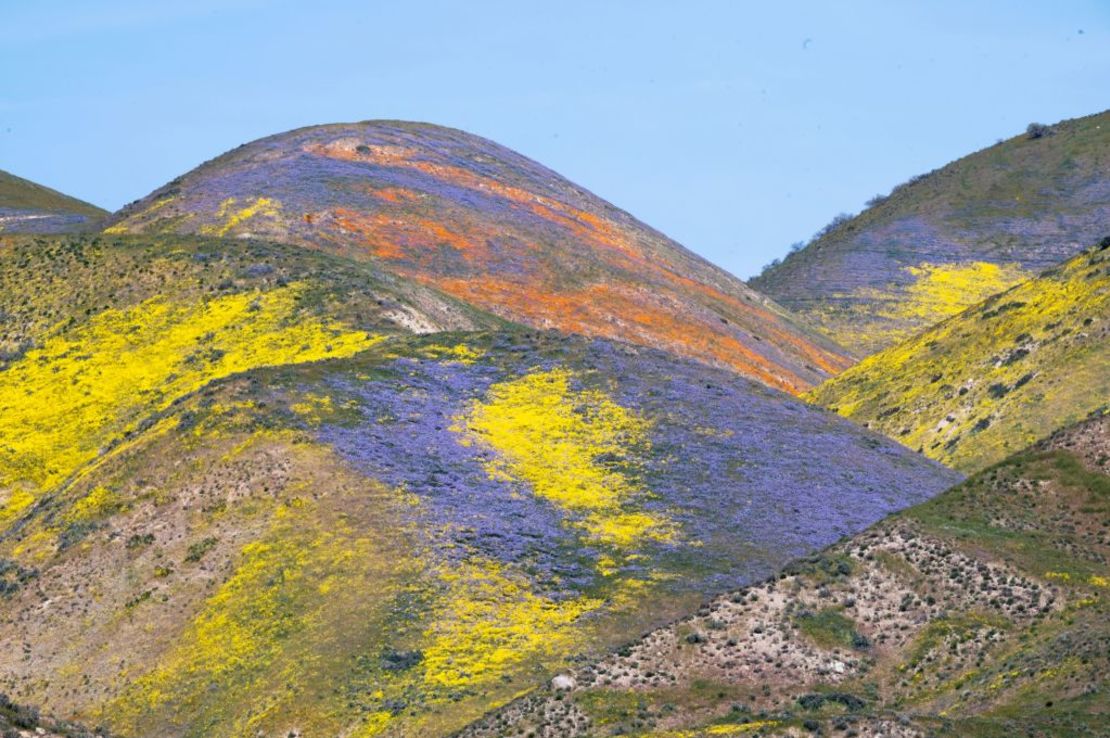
0 327 956 737
462 415 1110 738
0 232 501 524
103 120 853 393
806 243 1110 473
0 169 107 234
751 110 1110 355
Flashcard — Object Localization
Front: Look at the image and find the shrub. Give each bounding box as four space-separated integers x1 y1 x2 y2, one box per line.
0 693 40 729
381 649 423 671
0 559 38 596
125 533 155 549
57 521 98 550
184 536 219 563
889 171 935 197
798 692 866 711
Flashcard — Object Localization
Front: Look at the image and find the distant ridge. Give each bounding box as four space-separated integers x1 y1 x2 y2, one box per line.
105 120 853 394
0 169 107 234
752 109 1110 355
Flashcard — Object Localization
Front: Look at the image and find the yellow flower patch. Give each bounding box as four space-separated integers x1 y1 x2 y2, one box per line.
456 368 674 550
199 196 283 237
66 485 124 523
0 282 379 524
420 342 484 364
899 261 1029 323
103 195 175 234
421 558 603 688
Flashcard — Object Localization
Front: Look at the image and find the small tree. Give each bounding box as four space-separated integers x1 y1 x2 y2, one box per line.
1026 122 1053 140
814 212 854 241
758 257 782 277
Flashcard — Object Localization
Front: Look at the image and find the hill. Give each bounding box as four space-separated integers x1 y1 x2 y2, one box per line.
0 170 107 234
460 414 1110 737
806 242 1110 473
751 110 1110 356
102 120 853 394
0 235 957 738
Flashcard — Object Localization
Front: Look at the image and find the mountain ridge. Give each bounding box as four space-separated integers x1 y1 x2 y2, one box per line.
104 120 853 394
751 109 1110 355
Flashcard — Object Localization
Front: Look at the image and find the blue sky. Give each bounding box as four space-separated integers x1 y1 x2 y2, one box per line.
2 1 1107 278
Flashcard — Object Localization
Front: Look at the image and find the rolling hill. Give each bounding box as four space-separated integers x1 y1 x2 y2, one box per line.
461 413 1110 737
751 110 1110 356
0 169 107 234
0 234 957 738
806 241 1110 473
102 120 853 394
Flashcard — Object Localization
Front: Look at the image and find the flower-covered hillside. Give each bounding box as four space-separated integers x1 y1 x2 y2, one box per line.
0 244 957 738
462 414 1110 738
0 233 502 525
103 120 853 394
807 242 1110 473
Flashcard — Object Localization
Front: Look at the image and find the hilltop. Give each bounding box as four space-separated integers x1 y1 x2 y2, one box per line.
807 242 1110 473
0 170 107 234
462 414 1110 737
0 234 956 738
103 120 852 394
751 110 1110 355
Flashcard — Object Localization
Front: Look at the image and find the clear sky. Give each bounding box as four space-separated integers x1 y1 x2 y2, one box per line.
2 1 1107 278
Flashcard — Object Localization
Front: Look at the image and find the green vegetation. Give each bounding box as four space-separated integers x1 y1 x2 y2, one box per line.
0 169 106 218
794 608 864 650
183 536 218 563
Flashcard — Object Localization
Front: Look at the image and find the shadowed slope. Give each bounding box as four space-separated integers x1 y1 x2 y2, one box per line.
104 120 853 394
0 169 107 234
461 415 1109 738
806 242 1110 473
751 110 1110 355
0 236 956 738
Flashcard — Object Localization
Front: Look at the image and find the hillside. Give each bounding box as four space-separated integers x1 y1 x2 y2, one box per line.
0 170 107 234
806 242 1110 473
461 414 1110 737
751 110 1110 356
0 235 957 738
102 120 853 394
